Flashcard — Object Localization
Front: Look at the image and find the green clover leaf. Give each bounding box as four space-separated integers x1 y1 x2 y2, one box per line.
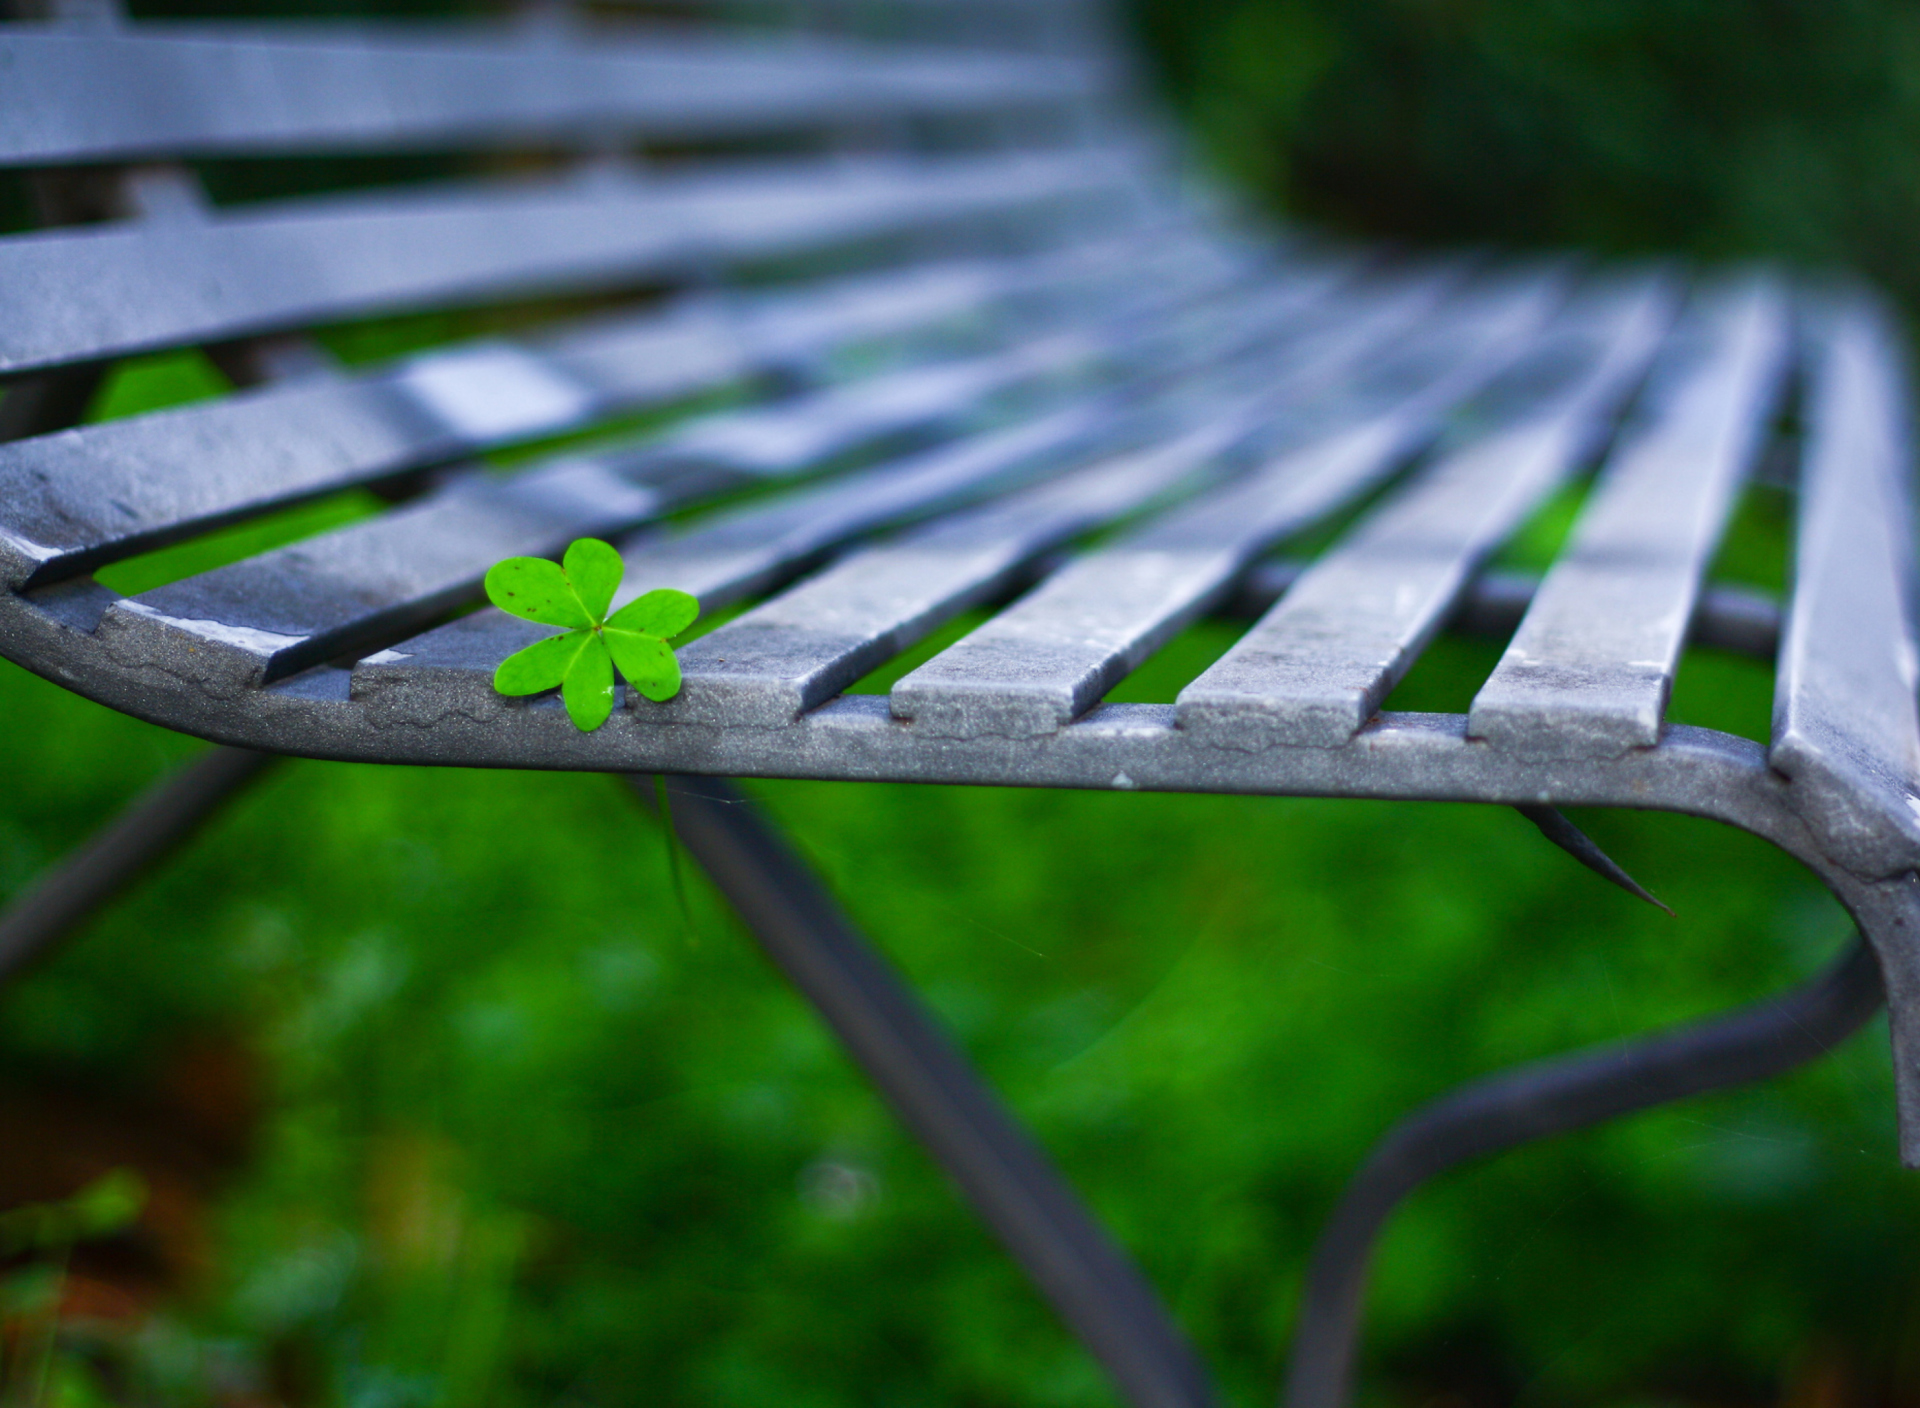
485 539 700 731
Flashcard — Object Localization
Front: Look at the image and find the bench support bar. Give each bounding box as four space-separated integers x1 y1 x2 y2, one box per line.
0 744 277 983
1282 935 1886 1408
632 772 1218 1408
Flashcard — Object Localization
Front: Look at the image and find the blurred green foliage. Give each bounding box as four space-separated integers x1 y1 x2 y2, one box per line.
1131 0 1920 314
6 2 1920 1405
0 1171 147 1259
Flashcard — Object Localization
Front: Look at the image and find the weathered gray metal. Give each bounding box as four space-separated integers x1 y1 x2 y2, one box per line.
0 232 1199 589
5 0 1920 1404
1770 294 1920 881
1467 277 1792 757
0 145 1146 375
0 22 1113 165
890 265 1575 738
1173 273 1677 751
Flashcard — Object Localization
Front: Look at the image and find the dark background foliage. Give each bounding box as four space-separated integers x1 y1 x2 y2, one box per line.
4 2 1920 1406
1131 0 1920 314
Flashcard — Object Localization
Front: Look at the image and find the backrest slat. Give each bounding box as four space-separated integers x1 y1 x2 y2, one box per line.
0 23 1114 166
601 0 1112 55
0 145 1146 374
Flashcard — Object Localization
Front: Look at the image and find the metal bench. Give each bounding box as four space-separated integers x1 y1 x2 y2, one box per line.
0 0 1913 1403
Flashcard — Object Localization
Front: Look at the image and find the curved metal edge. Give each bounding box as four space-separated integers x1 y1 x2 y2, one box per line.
0 583 1809 808
629 773 1216 1408
1279 934 1886 1408
5 579 1920 1159
0 566 1773 973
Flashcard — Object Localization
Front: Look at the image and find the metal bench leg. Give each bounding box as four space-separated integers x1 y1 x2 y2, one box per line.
0 746 277 984
1281 935 1885 1408
627 773 1217 1408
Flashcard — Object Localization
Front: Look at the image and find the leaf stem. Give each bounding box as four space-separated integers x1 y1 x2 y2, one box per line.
653 775 693 936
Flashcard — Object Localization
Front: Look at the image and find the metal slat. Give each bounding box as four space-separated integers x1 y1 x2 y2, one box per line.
1175 274 1678 750
501 263 1484 730
554 223 1242 397
348 400 1139 715
99 247 1352 694
1231 563 1786 665
616 0 1105 52
888 266 1580 739
650 390 1294 728
635 243 1296 477
634 329 1099 474
1769 294 1920 879
340 253 1367 708
345 263 1453 725
0 22 1112 166
1466 278 1791 757
0 144 1143 375
0 228 1214 591
97 457 662 693
91 340 1107 693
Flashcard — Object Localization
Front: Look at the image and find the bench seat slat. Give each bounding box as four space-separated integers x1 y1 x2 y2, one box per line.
652 361 1341 729
886 266 1576 738
644 245 1293 474
83 250 1344 692
88 340 1106 692
342 274 1369 712
348 398 1138 712
0 23 1111 166
1466 278 1790 757
1768 295 1920 876
0 144 1141 374
345 264 1470 731
1174 275 1678 750
100 458 661 696
549 226 1239 395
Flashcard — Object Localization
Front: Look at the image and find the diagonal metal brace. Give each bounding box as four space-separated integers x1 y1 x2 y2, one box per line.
0 745 278 985
626 772 1217 1408
1281 934 1885 1408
